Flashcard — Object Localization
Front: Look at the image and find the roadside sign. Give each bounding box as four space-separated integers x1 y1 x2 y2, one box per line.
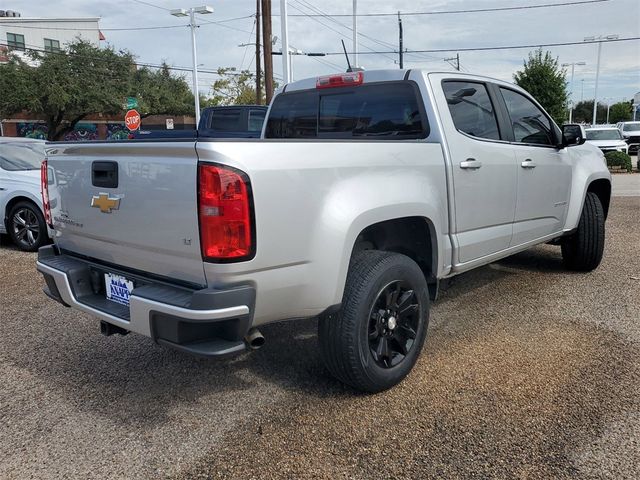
126 97 138 109
166 118 174 130
124 109 141 131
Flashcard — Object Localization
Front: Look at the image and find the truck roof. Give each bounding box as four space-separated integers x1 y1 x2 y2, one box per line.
281 68 520 94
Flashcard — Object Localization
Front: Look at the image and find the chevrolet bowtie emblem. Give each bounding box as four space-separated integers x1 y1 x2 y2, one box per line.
91 193 120 213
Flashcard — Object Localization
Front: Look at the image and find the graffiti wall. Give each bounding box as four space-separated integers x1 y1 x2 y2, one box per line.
107 123 128 140
17 122 48 139
64 123 98 141
17 122 99 141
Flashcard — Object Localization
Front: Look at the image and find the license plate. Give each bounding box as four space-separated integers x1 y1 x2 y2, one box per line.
104 273 134 307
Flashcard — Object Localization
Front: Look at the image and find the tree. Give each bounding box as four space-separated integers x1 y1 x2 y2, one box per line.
0 41 195 140
0 41 134 140
514 49 568 125
608 101 633 124
572 100 608 124
202 67 267 106
131 63 194 118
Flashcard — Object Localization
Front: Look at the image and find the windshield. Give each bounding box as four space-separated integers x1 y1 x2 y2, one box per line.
586 129 622 141
623 123 640 132
0 143 45 171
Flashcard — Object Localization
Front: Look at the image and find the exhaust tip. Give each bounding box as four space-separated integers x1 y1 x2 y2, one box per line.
245 328 265 350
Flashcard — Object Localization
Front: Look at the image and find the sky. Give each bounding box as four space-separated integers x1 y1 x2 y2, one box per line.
2 0 639 104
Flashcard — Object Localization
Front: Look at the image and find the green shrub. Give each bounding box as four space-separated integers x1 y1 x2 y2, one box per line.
605 151 632 172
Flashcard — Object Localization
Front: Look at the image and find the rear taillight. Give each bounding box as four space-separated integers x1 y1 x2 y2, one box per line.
198 163 254 261
40 159 52 227
316 71 363 89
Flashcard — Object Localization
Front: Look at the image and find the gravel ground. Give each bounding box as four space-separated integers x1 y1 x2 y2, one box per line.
1 196 639 479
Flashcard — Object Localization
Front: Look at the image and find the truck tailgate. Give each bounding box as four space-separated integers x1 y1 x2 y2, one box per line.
46 142 206 286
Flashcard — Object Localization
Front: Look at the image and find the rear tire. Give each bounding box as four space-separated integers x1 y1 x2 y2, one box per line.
7 201 48 252
561 192 605 271
318 250 430 393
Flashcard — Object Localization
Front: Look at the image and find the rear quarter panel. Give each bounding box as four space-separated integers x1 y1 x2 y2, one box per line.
196 140 449 325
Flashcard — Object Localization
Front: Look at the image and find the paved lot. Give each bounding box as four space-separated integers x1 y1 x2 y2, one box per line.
611 173 640 197
1 194 638 479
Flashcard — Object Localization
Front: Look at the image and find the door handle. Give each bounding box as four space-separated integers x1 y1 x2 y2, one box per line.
460 158 482 169
521 159 537 169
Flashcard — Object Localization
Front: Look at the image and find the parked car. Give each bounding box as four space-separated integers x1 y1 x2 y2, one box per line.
37 69 610 392
585 127 629 154
129 105 268 140
616 121 640 154
0 138 52 251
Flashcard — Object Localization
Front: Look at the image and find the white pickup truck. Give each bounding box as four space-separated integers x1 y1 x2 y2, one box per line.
37 69 611 392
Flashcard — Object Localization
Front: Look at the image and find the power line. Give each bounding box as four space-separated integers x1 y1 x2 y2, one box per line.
0 41 262 77
320 36 640 55
239 15 257 70
286 0 397 64
278 0 611 17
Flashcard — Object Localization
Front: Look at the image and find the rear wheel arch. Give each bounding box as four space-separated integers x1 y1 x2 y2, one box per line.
349 216 438 298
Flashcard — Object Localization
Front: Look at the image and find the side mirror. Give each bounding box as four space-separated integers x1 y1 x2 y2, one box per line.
561 124 586 147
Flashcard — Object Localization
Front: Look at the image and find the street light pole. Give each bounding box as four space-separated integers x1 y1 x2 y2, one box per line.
171 5 214 126
584 34 618 126
562 61 586 123
189 9 201 125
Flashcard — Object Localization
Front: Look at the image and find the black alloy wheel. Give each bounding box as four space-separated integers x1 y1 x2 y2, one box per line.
8 201 47 252
368 280 420 368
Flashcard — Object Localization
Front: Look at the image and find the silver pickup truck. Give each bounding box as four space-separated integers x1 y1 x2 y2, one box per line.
37 69 611 392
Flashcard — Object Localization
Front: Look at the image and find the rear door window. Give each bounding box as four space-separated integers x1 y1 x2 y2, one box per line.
442 81 500 141
265 82 428 139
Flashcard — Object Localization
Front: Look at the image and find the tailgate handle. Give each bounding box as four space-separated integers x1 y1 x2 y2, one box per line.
92 161 118 188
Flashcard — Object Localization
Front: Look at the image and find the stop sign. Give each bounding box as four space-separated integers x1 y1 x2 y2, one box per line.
124 109 141 131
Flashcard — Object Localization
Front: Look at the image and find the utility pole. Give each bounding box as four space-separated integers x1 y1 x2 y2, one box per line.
444 53 460 71
280 0 290 83
352 0 358 67
261 0 274 104
398 12 403 69
255 0 262 105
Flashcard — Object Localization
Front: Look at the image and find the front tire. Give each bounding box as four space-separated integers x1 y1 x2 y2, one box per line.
7 201 48 252
318 251 430 393
561 192 605 271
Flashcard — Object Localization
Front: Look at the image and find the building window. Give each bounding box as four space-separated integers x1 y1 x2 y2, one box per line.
6 32 25 51
44 38 60 53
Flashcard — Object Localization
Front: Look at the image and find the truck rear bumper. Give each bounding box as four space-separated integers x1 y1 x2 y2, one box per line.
36 245 256 358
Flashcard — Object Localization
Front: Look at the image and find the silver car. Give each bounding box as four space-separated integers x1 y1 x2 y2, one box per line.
0 137 51 251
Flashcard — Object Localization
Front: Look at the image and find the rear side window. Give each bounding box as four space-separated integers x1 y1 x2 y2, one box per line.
499 88 555 146
265 91 317 138
265 82 428 139
248 109 267 132
442 81 500 141
209 109 243 132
